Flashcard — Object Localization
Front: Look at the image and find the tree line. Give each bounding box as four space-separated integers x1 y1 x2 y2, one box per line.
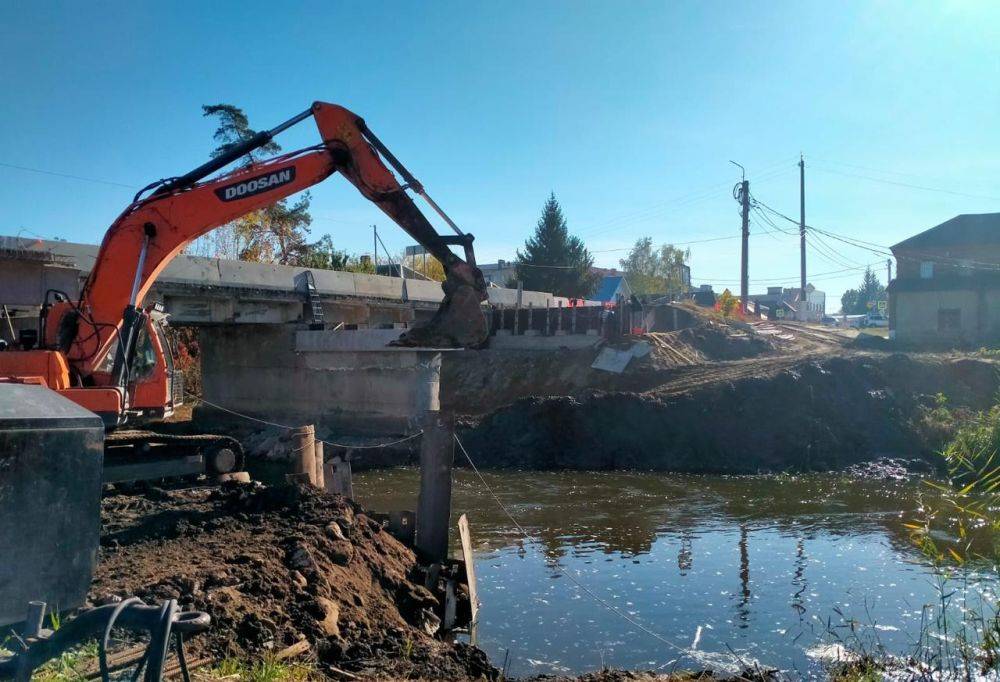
191 104 691 298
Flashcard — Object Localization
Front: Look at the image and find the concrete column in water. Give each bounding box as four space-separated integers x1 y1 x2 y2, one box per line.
415 410 455 562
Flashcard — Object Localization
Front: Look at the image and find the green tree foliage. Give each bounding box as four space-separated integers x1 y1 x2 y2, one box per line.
201 104 280 164
840 267 886 314
298 234 350 271
618 237 690 296
189 104 312 264
515 193 598 298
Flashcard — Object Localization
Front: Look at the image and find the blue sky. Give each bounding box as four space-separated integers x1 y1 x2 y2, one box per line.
2 1 998 307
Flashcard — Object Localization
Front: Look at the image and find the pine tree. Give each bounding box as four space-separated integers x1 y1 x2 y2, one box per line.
515 193 597 298
188 104 312 264
840 267 886 314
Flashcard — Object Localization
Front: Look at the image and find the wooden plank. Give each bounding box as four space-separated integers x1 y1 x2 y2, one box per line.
457 513 479 646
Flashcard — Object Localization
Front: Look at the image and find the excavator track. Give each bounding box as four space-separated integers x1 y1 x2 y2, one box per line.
103 429 245 484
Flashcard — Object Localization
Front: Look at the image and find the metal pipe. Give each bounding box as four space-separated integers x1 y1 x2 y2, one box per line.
356 119 465 236
128 234 150 307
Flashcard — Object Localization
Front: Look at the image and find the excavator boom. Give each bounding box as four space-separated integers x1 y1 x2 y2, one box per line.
52 102 487 390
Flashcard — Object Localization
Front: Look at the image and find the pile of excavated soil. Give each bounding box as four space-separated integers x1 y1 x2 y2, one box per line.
458 354 1000 473
673 323 776 361
441 325 778 416
93 483 498 680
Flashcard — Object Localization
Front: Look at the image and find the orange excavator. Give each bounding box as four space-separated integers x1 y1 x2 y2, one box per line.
0 101 488 482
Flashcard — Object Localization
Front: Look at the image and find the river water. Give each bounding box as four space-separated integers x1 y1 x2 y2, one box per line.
353 468 998 678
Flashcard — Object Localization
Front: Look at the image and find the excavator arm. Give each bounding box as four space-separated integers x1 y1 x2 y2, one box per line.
50 102 487 386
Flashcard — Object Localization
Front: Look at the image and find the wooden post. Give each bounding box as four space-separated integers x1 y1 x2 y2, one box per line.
556 300 564 335
313 440 325 490
415 411 455 562
571 303 577 334
291 425 316 486
514 281 523 335
545 301 551 335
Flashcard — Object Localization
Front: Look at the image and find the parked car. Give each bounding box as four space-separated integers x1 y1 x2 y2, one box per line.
863 311 889 328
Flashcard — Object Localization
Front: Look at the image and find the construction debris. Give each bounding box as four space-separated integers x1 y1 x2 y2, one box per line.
93 483 497 680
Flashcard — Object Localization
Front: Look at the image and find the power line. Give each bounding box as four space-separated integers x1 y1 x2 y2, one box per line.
808 155 1000 193
575 156 800 238
0 161 137 189
808 164 1000 203
753 198 1000 273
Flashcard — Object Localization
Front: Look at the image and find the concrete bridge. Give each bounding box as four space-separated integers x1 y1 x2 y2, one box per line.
1 235 606 437
0 235 572 333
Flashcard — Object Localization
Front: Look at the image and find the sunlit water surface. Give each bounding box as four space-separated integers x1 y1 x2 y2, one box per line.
353 469 997 678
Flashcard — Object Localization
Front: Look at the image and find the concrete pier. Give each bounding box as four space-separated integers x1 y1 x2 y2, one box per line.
200 327 449 435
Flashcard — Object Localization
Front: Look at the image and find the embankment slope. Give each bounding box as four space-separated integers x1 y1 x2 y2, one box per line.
459 354 999 472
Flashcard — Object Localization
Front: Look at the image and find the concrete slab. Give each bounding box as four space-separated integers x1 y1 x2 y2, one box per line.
591 347 634 373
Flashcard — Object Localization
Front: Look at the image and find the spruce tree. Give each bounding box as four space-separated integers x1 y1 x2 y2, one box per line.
515 193 597 298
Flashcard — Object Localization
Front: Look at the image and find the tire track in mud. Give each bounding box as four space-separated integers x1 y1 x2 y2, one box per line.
632 352 829 398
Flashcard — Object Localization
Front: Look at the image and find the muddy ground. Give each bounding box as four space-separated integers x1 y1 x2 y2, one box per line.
186 316 998 474
458 352 998 472
93 482 497 680
92 483 752 681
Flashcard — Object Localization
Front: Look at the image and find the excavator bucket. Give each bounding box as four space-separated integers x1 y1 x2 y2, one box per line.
392 274 489 349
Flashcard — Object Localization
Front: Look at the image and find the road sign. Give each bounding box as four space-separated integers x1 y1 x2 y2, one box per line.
405 245 428 257
776 309 786 319
877 300 887 313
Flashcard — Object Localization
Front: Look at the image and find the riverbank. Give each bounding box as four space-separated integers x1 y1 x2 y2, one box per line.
458 353 999 472
92 482 497 680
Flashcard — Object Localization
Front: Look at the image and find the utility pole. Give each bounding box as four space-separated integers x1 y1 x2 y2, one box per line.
886 258 892 284
799 154 806 320
740 179 750 313
729 163 751 314
373 225 378 270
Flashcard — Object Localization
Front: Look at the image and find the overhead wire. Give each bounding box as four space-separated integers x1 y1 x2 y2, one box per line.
0 161 138 189
575 156 800 239
807 163 1000 203
185 392 423 450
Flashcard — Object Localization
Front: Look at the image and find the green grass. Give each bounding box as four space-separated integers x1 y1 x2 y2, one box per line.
200 654 315 682
32 641 99 682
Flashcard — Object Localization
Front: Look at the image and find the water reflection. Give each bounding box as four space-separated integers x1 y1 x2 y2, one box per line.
736 524 750 629
354 469 998 677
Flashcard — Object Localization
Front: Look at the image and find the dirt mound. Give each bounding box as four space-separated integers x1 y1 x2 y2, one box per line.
440 326 777 416
674 323 775 361
93 483 498 680
458 355 1000 473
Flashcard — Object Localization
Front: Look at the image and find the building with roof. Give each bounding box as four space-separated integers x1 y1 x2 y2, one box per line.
747 285 825 322
477 260 518 288
593 275 633 303
888 212 1000 345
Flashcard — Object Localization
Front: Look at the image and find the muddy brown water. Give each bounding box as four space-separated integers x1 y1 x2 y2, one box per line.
353 468 999 678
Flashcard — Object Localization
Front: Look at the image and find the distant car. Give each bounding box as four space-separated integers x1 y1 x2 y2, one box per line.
821 315 838 326
863 312 889 328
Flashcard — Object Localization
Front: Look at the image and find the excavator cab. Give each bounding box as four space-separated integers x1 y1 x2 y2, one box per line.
90 307 180 422
128 310 182 420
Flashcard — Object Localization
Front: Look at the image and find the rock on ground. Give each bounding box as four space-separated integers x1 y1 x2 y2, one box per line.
93 482 498 680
